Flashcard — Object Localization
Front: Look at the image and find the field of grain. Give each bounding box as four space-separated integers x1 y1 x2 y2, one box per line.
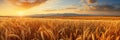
0 17 120 40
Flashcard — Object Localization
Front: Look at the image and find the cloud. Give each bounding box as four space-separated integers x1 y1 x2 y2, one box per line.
87 0 97 4
81 0 97 4
5 0 48 8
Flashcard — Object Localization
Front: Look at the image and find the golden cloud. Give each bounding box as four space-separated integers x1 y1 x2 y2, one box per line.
5 0 47 8
87 0 97 4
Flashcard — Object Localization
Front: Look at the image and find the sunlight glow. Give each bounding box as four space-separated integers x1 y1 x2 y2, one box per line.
17 11 26 16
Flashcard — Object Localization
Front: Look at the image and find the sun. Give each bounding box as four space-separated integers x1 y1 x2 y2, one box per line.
17 11 26 16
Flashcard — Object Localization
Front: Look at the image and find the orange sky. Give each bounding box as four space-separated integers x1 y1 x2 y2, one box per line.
0 0 120 16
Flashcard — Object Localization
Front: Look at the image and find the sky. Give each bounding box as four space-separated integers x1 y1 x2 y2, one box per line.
0 0 120 16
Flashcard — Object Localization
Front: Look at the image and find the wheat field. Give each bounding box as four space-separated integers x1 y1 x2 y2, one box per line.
0 17 120 40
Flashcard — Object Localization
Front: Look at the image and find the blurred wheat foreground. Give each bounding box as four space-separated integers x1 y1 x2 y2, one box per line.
0 17 120 40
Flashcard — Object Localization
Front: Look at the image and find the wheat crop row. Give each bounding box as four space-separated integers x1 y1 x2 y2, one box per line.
0 18 120 40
